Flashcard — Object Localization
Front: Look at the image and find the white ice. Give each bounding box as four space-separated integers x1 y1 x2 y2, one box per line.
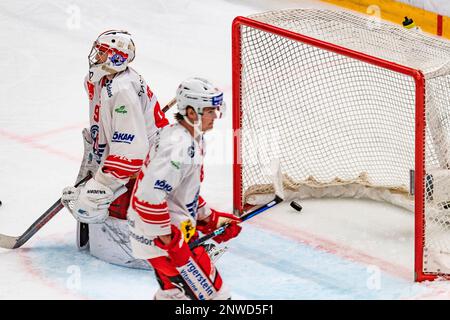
1 0 450 299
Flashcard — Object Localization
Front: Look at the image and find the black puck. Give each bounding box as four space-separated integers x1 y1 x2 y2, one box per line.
290 201 302 212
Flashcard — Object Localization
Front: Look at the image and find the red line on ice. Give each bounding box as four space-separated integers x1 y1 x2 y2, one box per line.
249 215 412 281
20 122 86 141
0 127 81 163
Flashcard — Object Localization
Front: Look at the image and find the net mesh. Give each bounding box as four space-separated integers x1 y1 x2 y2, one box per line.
236 9 450 276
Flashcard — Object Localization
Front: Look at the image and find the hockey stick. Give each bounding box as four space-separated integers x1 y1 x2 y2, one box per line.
189 159 286 250
0 174 92 249
189 195 283 250
162 97 177 113
0 99 178 250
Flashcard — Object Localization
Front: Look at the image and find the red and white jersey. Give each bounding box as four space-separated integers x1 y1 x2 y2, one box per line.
127 123 210 259
84 67 168 190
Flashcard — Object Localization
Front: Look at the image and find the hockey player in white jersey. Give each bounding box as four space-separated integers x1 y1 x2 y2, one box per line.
127 77 242 300
61 30 168 268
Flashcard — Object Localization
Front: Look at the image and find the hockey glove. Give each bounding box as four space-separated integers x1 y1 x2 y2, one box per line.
61 186 80 212
71 178 115 224
197 209 242 244
154 225 191 267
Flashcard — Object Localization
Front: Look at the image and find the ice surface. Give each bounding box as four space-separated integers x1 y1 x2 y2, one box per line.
1 0 450 299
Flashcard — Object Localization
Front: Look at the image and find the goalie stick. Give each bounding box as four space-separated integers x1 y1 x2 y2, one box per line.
0 98 178 250
0 174 92 249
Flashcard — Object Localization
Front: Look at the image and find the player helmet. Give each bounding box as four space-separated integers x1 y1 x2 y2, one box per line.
176 77 226 118
88 30 135 82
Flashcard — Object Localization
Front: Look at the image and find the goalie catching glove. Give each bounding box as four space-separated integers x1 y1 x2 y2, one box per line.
197 209 242 243
62 179 118 224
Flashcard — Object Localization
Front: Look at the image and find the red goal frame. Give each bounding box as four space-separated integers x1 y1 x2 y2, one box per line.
231 16 431 282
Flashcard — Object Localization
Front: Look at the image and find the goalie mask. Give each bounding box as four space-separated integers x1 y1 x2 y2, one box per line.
176 77 226 119
88 30 135 82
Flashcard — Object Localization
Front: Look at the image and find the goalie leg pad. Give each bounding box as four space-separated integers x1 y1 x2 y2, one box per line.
88 217 153 270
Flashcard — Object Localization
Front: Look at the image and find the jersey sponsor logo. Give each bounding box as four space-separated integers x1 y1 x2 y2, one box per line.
171 160 181 170
114 105 127 114
138 76 145 97
112 131 135 144
128 215 156 247
105 79 113 98
154 131 161 153
154 179 173 192
129 230 155 247
180 220 196 243
87 190 106 194
90 125 99 141
188 143 195 158
186 190 200 219
178 259 216 300
94 144 106 164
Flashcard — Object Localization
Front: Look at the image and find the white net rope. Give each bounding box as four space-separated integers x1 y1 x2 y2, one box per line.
248 9 450 78
238 9 450 274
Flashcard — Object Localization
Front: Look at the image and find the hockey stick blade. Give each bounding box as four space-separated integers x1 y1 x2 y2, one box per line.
0 174 91 249
189 195 283 249
0 235 18 250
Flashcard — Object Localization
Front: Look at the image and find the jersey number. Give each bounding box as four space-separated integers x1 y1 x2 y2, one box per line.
94 104 100 122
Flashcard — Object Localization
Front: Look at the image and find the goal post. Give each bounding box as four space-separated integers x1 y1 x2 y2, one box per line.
232 9 450 282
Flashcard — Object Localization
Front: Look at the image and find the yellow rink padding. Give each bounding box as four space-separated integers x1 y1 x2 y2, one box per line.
443 15 450 38
321 0 447 39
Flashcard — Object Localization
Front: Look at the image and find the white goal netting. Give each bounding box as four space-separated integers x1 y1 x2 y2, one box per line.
235 9 450 279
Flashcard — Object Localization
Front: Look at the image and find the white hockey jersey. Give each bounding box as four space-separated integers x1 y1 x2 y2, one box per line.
127 123 211 259
84 67 168 191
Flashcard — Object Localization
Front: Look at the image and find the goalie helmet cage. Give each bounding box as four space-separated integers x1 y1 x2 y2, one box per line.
232 9 450 282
